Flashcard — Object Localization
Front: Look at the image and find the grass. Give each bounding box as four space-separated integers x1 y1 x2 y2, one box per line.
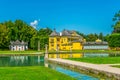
112 65 120 68
0 66 76 80
68 57 120 64
0 50 44 54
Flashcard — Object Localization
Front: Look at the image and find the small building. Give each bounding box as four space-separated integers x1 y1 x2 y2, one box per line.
10 40 28 51
83 39 109 50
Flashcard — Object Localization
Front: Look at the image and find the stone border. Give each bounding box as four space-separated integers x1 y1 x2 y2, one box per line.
48 59 120 80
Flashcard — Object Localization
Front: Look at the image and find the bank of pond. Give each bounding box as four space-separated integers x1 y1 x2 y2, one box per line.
0 53 120 80
48 52 120 58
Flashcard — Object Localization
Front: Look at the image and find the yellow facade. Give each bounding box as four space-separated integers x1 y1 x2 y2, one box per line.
49 30 83 50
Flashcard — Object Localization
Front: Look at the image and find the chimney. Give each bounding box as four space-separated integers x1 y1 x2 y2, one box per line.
60 32 62 36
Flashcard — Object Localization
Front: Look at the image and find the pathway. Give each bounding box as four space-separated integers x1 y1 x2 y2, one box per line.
48 58 120 79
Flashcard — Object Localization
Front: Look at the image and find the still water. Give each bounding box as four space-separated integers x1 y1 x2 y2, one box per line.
0 55 98 80
48 53 109 58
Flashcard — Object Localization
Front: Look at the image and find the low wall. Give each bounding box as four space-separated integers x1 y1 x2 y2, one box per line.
48 59 120 80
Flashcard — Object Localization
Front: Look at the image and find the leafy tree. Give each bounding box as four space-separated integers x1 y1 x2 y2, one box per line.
107 10 120 49
76 31 85 38
86 33 97 41
0 24 9 49
108 34 120 48
112 10 120 33
98 32 103 40
30 27 52 50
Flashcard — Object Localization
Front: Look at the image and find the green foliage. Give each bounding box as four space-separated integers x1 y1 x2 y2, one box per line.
30 28 52 50
0 20 52 50
76 31 106 42
0 66 75 80
86 33 98 41
0 24 9 49
108 34 120 47
112 65 120 68
112 10 120 33
98 32 103 40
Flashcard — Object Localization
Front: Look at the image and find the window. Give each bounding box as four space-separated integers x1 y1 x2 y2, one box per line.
50 39 54 43
51 44 54 47
57 44 59 47
57 38 60 42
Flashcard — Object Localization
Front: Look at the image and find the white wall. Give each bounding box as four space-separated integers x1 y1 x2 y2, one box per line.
84 45 108 50
10 45 27 51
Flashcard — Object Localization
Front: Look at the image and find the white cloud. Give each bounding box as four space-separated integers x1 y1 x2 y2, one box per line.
30 20 40 29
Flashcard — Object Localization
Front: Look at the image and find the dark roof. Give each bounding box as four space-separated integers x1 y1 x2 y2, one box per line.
49 30 59 37
10 40 28 45
61 29 71 36
83 41 108 46
49 29 83 38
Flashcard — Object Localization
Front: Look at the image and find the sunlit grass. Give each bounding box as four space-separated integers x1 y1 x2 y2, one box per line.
68 57 120 64
0 66 76 80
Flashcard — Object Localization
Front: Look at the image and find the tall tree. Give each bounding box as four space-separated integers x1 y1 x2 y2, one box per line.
107 10 120 49
99 32 103 40
30 27 52 50
112 10 120 33
0 24 9 49
86 33 97 41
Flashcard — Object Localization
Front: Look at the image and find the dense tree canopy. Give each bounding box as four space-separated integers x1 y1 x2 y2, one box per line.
0 20 52 50
0 24 9 49
107 10 120 48
108 34 120 48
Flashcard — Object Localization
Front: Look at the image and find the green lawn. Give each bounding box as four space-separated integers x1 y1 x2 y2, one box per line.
112 65 120 68
0 51 44 54
68 57 120 64
0 66 76 80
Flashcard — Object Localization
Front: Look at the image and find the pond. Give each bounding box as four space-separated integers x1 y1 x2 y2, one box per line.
48 52 109 58
0 55 99 80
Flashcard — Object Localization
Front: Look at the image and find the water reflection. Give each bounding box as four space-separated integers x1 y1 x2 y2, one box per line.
0 55 99 80
84 53 109 57
0 56 44 67
49 53 83 58
49 63 98 80
49 53 109 58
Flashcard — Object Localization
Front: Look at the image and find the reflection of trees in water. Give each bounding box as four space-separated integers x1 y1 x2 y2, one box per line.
0 57 10 67
28 56 44 66
0 56 44 67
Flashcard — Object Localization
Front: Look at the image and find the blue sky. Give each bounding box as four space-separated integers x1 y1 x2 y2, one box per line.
0 0 120 35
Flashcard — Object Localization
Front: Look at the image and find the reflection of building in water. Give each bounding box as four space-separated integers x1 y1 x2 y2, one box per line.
44 60 48 67
49 53 83 58
10 56 28 63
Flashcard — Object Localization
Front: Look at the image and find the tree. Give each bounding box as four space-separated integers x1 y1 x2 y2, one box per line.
108 34 120 48
107 10 120 49
86 33 97 41
99 32 103 40
112 10 120 33
0 24 9 49
30 27 52 50
2 20 37 49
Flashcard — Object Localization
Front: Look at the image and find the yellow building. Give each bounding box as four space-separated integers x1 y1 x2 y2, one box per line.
49 29 84 50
